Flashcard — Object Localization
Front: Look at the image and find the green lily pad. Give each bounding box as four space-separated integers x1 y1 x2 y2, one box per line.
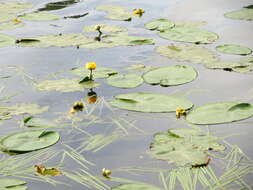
0 21 24 31
156 44 218 64
71 67 117 78
0 104 48 120
83 24 127 33
35 78 100 92
17 33 93 48
216 44 252 55
0 33 16 47
0 178 26 188
112 183 160 190
25 118 59 128
233 56 253 73
0 130 60 153
175 20 207 28
159 26 218 44
145 18 175 31
107 74 144 88
19 12 60 21
3 186 28 190
186 102 253 125
150 128 224 166
225 8 253 21
142 65 197 86
0 2 33 15
110 92 193 113
96 5 133 21
204 61 250 71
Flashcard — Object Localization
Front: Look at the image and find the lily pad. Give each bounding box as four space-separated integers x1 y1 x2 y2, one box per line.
96 5 133 21
204 61 250 71
0 130 60 153
216 44 252 55
17 33 93 48
110 92 193 113
0 2 33 15
0 33 16 47
35 79 100 92
150 128 224 166
25 118 59 128
71 67 117 78
83 24 127 33
186 102 253 125
0 104 48 120
233 56 253 73
225 8 253 21
142 65 197 86
0 178 26 188
145 18 175 31
107 74 144 88
159 26 218 44
156 44 218 64
112 183 160 190
19 12 60 21
0 21 24 31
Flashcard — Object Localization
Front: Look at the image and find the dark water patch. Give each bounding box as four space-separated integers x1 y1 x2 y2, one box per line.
37 0 80 12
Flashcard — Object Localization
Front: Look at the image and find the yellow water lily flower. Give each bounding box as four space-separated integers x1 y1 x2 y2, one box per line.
69 101 84 114
86 62 97 70
34 165 62 176
102 168 112 178
176 107 186 118
133 8 145 16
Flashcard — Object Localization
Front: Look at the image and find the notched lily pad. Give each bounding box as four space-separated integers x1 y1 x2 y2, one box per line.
150 128 225 166
107 74 144 88
216 44 252 55
71 67 117 79
142 65 197 86
19 12 60 21
0 130 60 153
186 102 253 125
225 8 253 21
110 92 193 113
96 5 134 21
159 26 218 44
83 24 127 33
156 44 218 64
145 18 175 31
0 178 26 188
35 78 100 92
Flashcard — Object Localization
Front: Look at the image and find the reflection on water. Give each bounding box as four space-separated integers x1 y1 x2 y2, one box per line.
37 0 80 12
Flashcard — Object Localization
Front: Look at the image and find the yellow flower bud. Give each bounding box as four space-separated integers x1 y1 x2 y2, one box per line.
133 8 145 16
86 62 97 70
102 168 112 178
12 18 22 23
176 107 186 119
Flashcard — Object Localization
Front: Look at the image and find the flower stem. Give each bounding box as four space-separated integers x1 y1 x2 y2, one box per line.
90 69 93 80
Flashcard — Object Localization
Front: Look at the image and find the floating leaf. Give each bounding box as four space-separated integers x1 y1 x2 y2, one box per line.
150 128 224 166
0 178 26 188
19 12 60 21
204 61 250 71
96 5 133 21
71 67 117 79
175 20 207 28
83 24 127 33
216 44 252 55
25 118 59 128
142 65 197 86
233 56 253 73
159 26 218 44
225 8 253 21
145 18 175 31
0 104 48 120
0 21 24 31
107 74 144 88
0 130 60 153
156 44 218 64
112 183 160 190
35 78 100 92
0 33 16 47
186 102 253 125
17 33 93 48
110 92 193 113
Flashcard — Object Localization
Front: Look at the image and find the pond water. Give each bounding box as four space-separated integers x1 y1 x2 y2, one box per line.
0 0 253 189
